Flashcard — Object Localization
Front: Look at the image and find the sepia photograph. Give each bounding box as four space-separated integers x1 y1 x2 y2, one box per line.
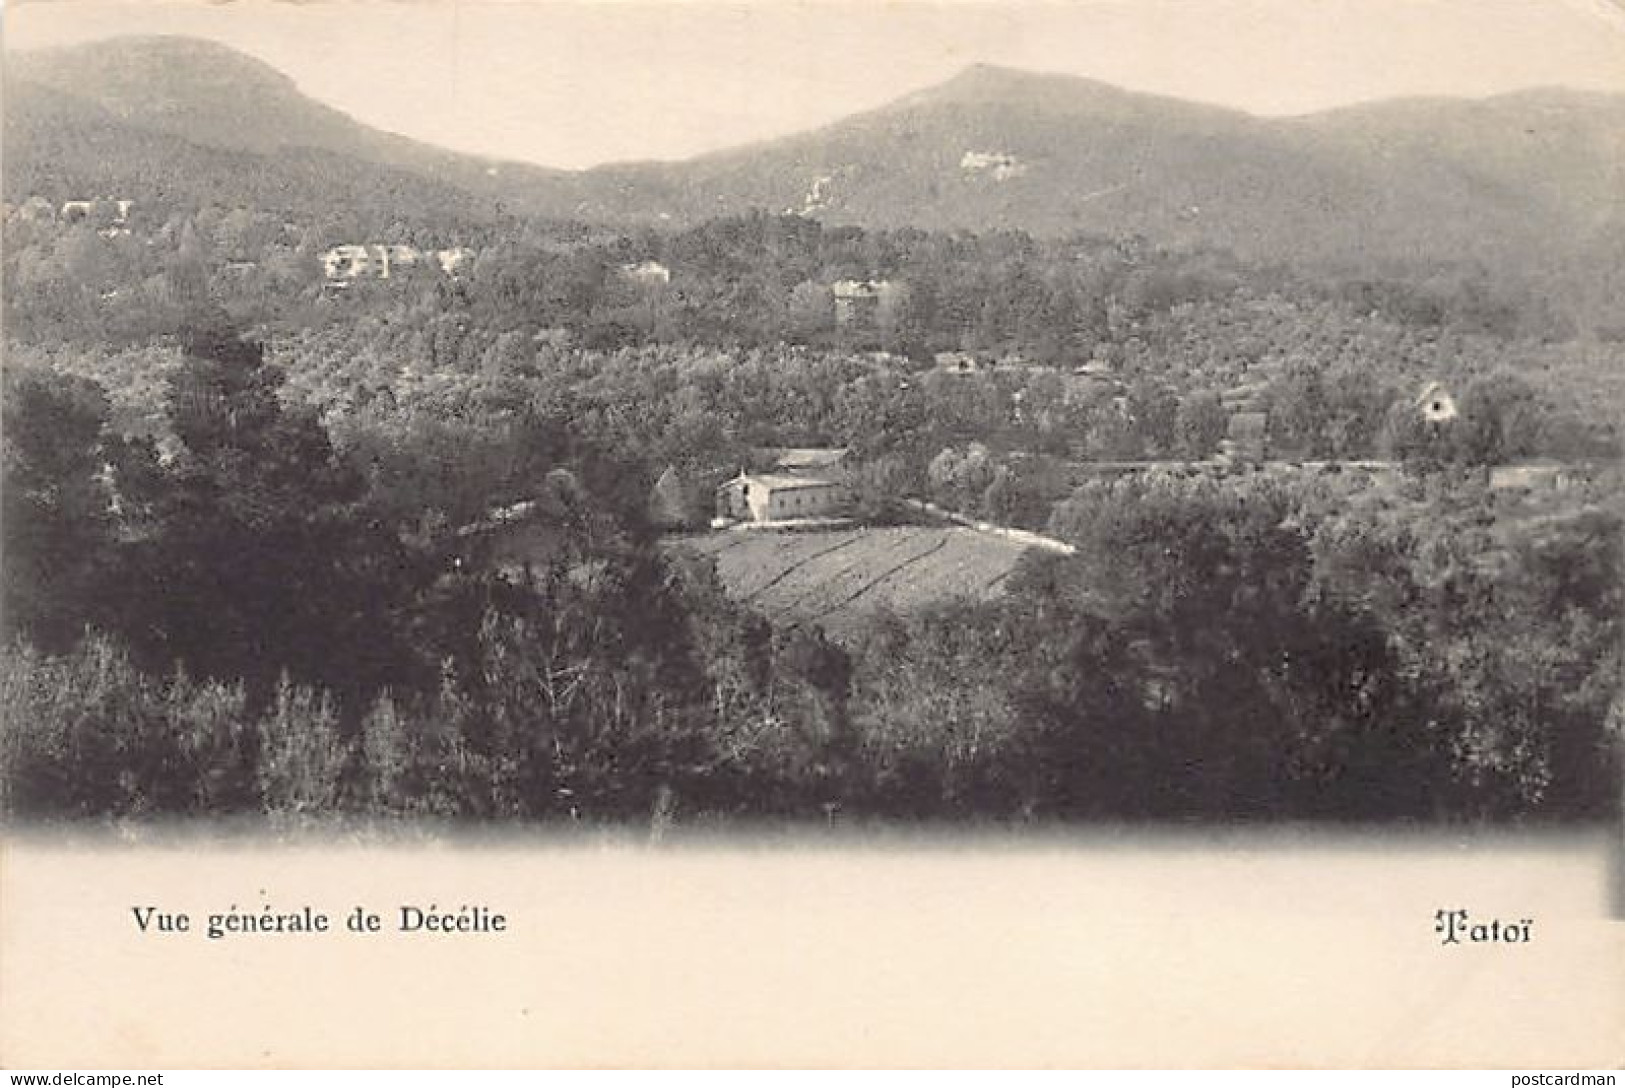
0 0 1621 1069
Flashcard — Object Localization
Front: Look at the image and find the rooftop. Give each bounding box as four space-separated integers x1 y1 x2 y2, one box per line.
722 472 847 493
765 447 850 470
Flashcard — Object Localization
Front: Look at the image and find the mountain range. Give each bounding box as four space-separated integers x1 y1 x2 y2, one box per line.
6 36 1622 281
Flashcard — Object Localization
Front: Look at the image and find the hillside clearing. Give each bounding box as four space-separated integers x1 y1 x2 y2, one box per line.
667 526 1035 643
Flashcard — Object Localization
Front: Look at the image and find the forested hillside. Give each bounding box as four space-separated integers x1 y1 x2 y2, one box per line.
9 38 1625 331
3 37 1619 826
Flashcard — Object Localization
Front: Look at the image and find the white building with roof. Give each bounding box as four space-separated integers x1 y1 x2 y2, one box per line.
716 472 851 523
621 259 672 286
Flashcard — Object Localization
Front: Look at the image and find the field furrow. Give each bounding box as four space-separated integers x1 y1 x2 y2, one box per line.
665 525 1035 644
767 529 933 615
795 535 951 628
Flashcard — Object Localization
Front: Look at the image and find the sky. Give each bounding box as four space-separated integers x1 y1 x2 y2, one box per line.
6 0 1625 169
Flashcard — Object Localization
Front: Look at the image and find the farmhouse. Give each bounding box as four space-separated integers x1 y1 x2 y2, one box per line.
716 473 851 523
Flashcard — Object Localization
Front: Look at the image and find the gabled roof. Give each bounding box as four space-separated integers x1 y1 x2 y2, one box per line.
765 447 849 471
719 472 846 494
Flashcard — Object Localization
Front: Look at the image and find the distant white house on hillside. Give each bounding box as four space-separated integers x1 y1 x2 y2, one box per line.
789 174 835 216
322 243 475 283
321 244 379 280
53 198 133 227
620 259 672 286
960 150 1028 181
436 247 476 276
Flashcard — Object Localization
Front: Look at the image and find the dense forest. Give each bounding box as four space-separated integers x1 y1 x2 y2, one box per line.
3 194 1620 826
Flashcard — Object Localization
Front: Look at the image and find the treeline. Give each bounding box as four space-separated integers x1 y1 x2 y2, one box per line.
0 325 884 822
267 332 1612 536
4 202 1591 354
4 327 1619 823
9 199 1618 471
8 316 1610 554
5 201 1621 826
461 213 1584 351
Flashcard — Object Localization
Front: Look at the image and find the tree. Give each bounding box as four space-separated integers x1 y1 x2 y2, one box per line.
1379 399 1446 466
1126 379 1179 457
847 601 1042 817
1041 473 1446 819
164 220 211 312
1451 372 1545 466
1269 369 1329 457
116 324 429 710
1174 390 1227 459
1 367 121 650
787 280 834 340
